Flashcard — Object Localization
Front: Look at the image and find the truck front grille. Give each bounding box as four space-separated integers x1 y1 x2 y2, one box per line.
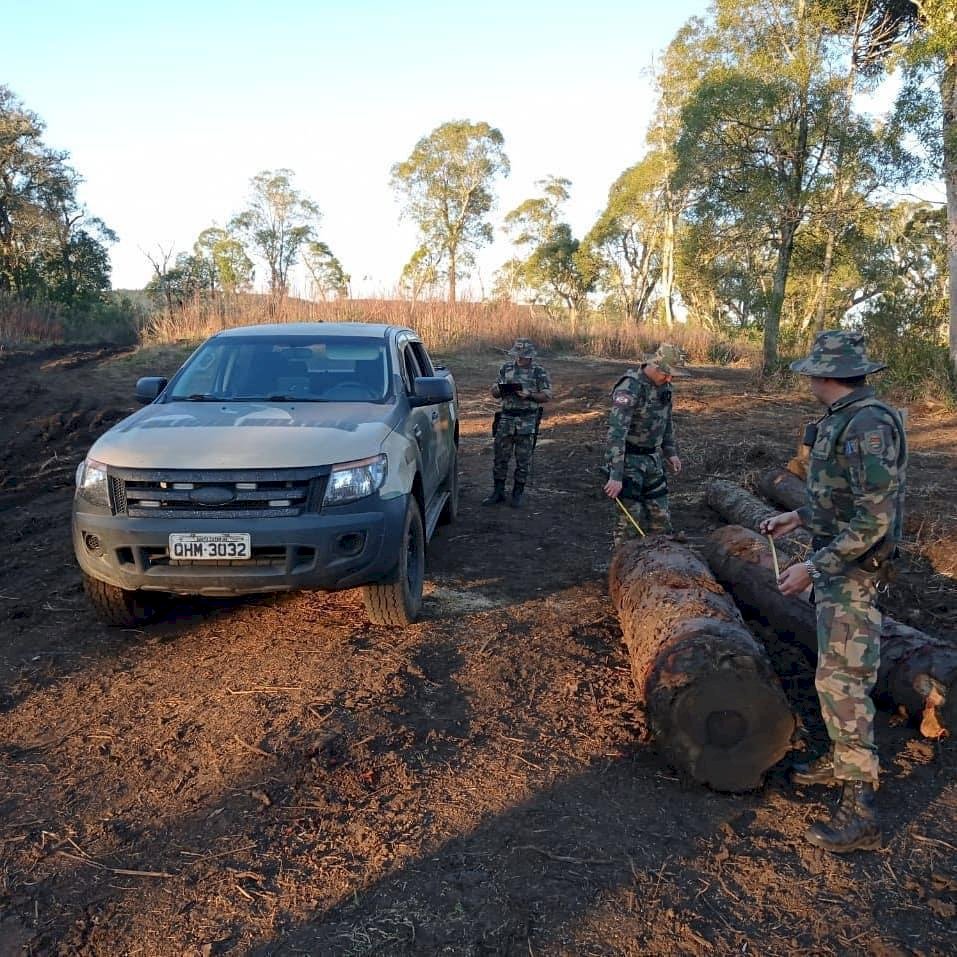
107 467 330 519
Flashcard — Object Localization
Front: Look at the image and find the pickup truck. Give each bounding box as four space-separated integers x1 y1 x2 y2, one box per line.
72 323 459 627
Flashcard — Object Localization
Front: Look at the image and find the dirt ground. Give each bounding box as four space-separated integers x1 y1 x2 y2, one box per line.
0 344 955 956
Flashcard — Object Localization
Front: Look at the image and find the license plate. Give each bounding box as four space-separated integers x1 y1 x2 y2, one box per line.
169 533 251 560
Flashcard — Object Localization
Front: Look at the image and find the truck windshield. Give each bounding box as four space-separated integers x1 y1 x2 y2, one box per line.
167 335 390 403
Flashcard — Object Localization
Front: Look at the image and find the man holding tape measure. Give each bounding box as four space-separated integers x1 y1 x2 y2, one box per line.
602 344 690 546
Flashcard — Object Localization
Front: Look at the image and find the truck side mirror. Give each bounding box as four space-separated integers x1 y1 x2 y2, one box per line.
135 376 168 404
409 376 453 407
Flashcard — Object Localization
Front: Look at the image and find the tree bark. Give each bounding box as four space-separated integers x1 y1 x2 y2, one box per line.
610 536 797 792
755 465 807 513
704 480 812 551
702 525 957 738
942 56 957 377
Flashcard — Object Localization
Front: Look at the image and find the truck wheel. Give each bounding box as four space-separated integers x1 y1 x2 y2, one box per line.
82 573 158 627
438 449 460 526
362 497 425 626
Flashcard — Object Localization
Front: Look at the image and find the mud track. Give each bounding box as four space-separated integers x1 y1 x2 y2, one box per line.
0 347 954 955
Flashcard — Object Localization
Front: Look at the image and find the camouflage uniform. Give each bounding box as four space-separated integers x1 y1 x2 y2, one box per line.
485 340 551 506
605 345 689 546
792 331 907 786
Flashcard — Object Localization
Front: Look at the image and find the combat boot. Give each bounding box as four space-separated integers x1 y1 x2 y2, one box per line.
805 780 881 853
791 749 837 787
482 482 506 506
510 482 525 508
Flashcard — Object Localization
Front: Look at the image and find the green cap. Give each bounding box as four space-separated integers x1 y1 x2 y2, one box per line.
790 330 886 378
651 343 691 377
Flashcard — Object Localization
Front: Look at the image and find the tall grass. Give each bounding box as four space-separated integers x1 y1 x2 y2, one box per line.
141 293 762 364
0 294 64 345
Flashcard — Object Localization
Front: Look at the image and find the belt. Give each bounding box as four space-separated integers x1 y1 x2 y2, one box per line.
501 408 537 416
625 443 658 454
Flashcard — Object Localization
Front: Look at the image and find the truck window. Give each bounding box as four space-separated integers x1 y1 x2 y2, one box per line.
409 341 434 376
401 345 423 394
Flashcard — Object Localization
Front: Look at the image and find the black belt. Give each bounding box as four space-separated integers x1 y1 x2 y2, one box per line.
501 408 537 416
626 443 658 454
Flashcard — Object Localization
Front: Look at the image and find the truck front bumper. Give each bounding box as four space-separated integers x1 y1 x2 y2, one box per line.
72 494 408 596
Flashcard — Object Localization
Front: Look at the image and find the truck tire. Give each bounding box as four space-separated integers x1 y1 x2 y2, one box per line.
82 573 157 627
438 449 460 526
362 497 425 627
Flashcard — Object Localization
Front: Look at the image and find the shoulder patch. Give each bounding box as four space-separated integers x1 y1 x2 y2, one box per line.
864 430 885 455
844 439 859 455
613 391 634 407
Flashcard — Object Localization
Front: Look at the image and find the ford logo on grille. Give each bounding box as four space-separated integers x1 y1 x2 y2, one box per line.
189 486 236 507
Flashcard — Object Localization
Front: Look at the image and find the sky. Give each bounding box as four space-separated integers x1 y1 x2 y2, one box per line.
8 0 709 296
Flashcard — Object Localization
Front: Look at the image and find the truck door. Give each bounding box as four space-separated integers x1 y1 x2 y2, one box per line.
408 339 452 484
398 339 439 501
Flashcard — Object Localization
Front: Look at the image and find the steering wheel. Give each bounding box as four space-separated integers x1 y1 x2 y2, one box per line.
323 382 377 401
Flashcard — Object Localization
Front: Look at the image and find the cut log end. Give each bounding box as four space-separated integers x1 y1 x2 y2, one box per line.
668 668 797 793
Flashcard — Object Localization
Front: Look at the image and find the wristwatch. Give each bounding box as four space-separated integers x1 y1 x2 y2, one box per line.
804 559 822 583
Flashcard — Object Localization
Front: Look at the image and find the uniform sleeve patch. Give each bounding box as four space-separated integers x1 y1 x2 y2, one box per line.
864 430 885 454
613 392 634 407
844 439 859 455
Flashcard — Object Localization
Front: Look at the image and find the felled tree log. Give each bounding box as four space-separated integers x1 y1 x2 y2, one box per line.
702 525 957 739
610 536 797 792
704 479 812 552
755 466 807 512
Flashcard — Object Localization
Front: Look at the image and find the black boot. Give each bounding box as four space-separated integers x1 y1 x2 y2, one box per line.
805 780 881 853
509 482 525 508
791 749 837 787
482 481 506 506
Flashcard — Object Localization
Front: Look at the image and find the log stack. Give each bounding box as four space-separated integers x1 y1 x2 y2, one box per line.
701 523 957 739
610 536 797 792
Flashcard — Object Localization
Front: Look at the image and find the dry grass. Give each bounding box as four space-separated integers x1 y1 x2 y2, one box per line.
0 295 64 345
141 293 761 364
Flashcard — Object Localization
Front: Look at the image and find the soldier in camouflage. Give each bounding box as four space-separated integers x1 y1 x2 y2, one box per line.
762 330 907 854
603 344 689 546
482 339 552 508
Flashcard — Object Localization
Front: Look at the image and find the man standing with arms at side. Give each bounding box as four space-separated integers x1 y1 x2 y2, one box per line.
762 330 907 854
482 338 551 509
603 344 689 546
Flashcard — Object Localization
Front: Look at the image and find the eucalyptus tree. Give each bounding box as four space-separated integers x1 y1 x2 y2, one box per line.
194 226 254 294
303 241 349 300
499 176 593 322
230 169 321 296
391 120 509 303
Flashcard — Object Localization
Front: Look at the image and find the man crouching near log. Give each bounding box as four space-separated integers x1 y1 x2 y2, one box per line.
761 330 907 854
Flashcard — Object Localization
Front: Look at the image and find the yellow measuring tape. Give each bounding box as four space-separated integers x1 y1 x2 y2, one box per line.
767 534 781 578
615 496 645 537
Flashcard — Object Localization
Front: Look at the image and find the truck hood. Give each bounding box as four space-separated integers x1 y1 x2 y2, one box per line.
88 400 400 469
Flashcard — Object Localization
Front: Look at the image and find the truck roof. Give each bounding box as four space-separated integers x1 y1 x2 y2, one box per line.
214 323 406 339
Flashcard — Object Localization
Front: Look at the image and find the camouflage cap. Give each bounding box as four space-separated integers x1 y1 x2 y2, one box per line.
790 330 886 378
650 343 691 377
507 338 537 358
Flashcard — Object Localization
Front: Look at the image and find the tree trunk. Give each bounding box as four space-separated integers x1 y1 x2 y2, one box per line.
448 246 457 305
704 480 812 551
942 56 957 377
610 536 797 792
755 465 806 513
661 192 676 328
702 525 957 738
764 223 797 370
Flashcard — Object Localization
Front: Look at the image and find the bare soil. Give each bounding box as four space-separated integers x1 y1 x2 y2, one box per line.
0 345 955 956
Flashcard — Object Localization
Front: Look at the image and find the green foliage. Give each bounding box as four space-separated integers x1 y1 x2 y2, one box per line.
194 227 254 294
303 241 349 300
391 120 509 303
497 176 594 317
230 169 321 295
0 85 115 312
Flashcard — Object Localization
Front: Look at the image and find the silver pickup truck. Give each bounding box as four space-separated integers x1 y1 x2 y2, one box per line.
72 323 459 627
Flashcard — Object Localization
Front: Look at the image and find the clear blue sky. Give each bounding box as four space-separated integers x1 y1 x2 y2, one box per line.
9 0 708 295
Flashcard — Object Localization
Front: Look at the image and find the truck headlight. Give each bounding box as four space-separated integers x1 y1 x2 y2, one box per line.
75 458 110 508
323 454 387 506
